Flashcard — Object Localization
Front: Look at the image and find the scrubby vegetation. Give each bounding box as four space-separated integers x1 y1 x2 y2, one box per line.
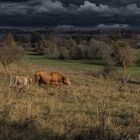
0 31 139 140
0 62 139 140
27 31 136 75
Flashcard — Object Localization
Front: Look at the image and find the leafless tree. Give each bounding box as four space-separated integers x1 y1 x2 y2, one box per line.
0 33 24 72
0 46 24 73
113 40 133 76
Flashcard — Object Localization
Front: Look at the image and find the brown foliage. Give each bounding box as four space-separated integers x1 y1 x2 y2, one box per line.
0 47 24 73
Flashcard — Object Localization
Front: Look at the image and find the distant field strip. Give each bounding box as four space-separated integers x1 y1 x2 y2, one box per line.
25 54 140 76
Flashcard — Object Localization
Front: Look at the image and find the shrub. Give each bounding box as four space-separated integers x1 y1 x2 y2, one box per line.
2 33 17 48
112 40 133 76
0 46 24 73
59 47 70 60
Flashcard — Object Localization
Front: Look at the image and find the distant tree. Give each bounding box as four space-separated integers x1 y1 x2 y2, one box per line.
88 39 116 76
2 33 17 48
14 35 29 43
98 43 114 66
81 40 88 46
47 32 60 43
112 40 133 76
87 39 100 59
108 29 122 41
59 47 70 60
88 39 114 64
44 41 60 58
0 33 24 84
72 35 82 44
70 44 87 59
0 46 24 73
35 39 46 55
30 32 42 48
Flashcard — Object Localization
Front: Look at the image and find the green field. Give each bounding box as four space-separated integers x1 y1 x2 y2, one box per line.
25 54 140 77
135 49 140 60
25 54 103 71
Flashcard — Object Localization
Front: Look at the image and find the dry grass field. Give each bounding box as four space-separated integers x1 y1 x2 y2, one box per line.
0 57 140 140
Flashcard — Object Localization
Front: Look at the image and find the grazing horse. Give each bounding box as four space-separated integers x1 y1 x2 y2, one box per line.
35 71 71 86
14 76 32 87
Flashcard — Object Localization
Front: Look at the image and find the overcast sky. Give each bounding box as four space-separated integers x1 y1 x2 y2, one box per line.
0 0 140 27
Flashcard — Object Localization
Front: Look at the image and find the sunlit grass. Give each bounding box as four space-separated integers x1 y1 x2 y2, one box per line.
25 54 140 77
0 61 139 140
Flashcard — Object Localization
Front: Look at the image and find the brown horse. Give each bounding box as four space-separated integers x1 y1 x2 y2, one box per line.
14 76 32 87
35 71 71 86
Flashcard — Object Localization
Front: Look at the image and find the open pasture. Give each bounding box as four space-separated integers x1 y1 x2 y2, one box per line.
0 53 139 140
25 53 140 77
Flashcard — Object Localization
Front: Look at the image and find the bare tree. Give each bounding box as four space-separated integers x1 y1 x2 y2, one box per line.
0 33 24 85
88 39 115 66
113 40 133 76
2 33 17 48
0 46 24 73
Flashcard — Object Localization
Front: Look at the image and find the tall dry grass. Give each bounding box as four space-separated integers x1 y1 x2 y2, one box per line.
0 63 139 140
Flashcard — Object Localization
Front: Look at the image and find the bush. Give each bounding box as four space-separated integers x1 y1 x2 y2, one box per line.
0 46 25 73
47 45 60 59
112 40 133 76
2 33 17 48
88 39 115 66
59 47 70 60
70 44 87 59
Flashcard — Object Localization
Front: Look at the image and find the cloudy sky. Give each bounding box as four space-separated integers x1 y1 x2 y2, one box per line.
0 0 140 27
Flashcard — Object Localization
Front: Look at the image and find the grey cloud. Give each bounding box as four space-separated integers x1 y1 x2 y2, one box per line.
0 2 30 15
76 1 140 17
32 0 67 14
125 4 140 15
77 1 111 13
0 0 140 17
0 0 67 15
97 24 129 29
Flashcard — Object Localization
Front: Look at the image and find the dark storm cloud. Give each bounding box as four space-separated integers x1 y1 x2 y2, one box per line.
0 0 67 15
0 0 140 26
0 0 140 5
1 0 140 16
77 2 140 17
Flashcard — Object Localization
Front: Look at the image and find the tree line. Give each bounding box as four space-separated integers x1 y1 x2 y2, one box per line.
0 32 134 76
29 32 133 76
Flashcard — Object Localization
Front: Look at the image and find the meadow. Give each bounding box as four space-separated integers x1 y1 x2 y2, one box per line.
0 52 139 140
25 53 140 77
